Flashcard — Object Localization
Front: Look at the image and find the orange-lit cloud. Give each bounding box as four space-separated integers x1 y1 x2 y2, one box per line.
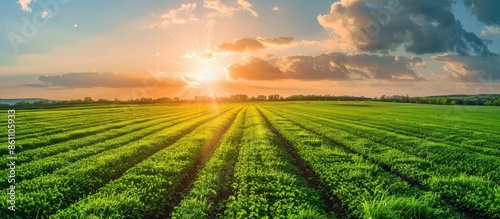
218 38 264 52
228 53 425 81
18 0 33 12
227 57 285 80
41 11 53 19
259 37 294 45
217 36 294 52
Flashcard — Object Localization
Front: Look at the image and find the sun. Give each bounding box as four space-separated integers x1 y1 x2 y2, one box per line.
196 66 214 82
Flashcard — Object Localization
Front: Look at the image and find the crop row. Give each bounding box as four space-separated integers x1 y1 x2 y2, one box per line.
222 106 331 218
0 107 216 187
0 114 127 155
0 105 236 218
2 104 189 140
7 107 213 164
262 104 500 218
171 107 248 218
306 103 500 141
12 114 124 141
4 106 146 136
52 106 243 218
0 109 207 171
279 106 500 183
287 105 500 152
257 106 462 218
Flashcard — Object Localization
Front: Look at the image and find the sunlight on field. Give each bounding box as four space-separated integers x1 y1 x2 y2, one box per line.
1 102 499 218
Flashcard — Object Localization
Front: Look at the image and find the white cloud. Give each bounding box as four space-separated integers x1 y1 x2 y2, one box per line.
150 3 199 28
237 0 258 17
19 0 33 12
203 0 258 18
481 26 500 36
73 24 78 28
41 10 53 19
272 6 280 12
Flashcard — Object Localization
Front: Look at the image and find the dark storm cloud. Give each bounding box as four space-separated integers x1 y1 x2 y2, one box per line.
432 54 500 82
227 52 425 81
463 0 500 25
21 72 184 89
318 0 492 56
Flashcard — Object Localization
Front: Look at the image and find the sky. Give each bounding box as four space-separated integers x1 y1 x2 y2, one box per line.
1 0 500 100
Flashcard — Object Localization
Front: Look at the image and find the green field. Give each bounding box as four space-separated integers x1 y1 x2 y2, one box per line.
2 102 500 218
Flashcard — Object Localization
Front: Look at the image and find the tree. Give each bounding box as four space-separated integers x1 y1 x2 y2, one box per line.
14 101 32 107
97 98 111 103
380 95 386 101
83 97 94 102
230 94 248 101
494 99 500 106
268 94 280 101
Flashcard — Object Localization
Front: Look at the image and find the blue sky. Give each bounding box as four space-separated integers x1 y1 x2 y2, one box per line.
1 0 500 99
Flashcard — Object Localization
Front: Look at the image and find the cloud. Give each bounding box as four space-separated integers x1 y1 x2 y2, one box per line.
481 26 500 36
227 53 425 81
21 72 185 89
317 0 492 56
217 36 294 52
259 37 294 45
203 0 258 18
41 11 53 19
150 3 199 28
237 0 258 17
272 6 280 12
227 57 286 80
463 0 500 25
432 54 500 82
19 0 32 12
183 50 222 61
218 38 265 52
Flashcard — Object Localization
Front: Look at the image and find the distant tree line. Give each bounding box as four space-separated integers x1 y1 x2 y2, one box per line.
375 94 500 106
194 94 371 102
1 96 184 109
1 94 374 109
4 93 498 109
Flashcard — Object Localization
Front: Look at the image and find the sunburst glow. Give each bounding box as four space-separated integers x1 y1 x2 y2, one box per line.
196 66 214 82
